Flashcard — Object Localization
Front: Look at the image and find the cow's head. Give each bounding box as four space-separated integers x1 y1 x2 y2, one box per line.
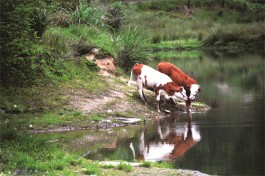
158 83 188 102
189 84 201 101
172 86 188 102
166 82 188 101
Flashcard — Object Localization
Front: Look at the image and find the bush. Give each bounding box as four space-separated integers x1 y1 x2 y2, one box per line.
0 0 54 87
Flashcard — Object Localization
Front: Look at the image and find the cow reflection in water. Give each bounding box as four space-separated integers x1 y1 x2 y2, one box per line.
130 113 201 162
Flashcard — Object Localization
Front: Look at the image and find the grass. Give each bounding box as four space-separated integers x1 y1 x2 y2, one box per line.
117 162 133 172
125 1 265 49
0 110 107 132
149 50 203 61
149 39 202 50
84 163 101 175
43 25 116 59
0 131 78 173
0 56 109 112
141 161 152 168
153 161 174 169
203 22 265 48
0 124 136 175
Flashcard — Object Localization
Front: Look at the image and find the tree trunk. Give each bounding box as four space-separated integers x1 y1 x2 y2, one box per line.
221 0 225 8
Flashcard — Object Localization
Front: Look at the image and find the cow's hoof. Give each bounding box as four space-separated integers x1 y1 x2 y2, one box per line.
163 110 171 114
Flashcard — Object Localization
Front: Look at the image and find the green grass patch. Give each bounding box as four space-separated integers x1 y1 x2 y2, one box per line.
43 25 116 58
141 161 152 168
0 131 80 173
149 50 203 60
153 161 174 169
84 163 101 175
0 111 107 131
149 39 202 50
117 162 133 172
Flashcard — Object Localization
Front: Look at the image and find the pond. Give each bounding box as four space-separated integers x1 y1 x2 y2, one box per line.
67 50 264 175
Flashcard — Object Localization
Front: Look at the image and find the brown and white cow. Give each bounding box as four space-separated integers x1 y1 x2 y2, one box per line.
157 62 201 112
128 63 188 112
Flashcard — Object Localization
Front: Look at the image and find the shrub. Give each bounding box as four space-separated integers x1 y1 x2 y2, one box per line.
105 2 125 32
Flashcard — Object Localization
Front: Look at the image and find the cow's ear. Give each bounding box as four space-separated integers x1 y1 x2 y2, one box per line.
185 85 191 90
179 87 183 91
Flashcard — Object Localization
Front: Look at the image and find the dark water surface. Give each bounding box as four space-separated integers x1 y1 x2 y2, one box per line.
67 50 265 175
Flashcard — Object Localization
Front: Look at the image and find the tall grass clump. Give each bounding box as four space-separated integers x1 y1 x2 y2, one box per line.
70 1 105 28
115 27 150 72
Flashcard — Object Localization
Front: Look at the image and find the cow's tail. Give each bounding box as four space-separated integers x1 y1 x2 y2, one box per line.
128 69 136 87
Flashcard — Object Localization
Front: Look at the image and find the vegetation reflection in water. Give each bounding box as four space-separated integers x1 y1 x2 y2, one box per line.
66 113 200 163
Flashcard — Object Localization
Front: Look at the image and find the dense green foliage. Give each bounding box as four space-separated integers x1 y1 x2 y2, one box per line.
0 0 51 86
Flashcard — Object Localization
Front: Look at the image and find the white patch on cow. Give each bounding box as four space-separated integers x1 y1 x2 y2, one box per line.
128 70 136 87
189 84 200 101
140 65 172 87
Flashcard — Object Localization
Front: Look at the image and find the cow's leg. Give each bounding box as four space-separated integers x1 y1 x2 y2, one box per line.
137 79 147 105
171 98 181 109
142 89 148 102
156 91 162 112
185 100 191 113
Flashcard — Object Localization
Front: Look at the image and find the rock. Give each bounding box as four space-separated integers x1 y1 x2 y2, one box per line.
99 161 141 167
163 110 171 114
116 117 142 124
107 109 113 113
